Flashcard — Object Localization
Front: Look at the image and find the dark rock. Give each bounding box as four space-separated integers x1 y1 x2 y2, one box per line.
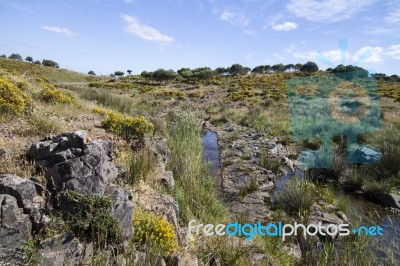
0 148 5 158
39 232 92 266
0 174 48 231
364 191 400 209
0 194 32 264
349 146 381 164
104 184 135 247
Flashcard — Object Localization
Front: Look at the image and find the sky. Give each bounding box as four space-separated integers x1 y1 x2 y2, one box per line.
0 0 399 75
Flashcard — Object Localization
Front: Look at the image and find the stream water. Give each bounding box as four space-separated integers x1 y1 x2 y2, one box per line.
202 130 400 262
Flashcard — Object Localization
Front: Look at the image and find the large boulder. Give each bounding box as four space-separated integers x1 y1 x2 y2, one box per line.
28 131 119 195
0 194 32 263
0 174 48 231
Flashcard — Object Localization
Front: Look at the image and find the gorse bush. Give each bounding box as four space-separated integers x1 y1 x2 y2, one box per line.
132 209 177 255
0 78 31 117
93 106 154 140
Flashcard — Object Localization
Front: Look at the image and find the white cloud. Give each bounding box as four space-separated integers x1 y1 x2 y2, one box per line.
272 53 285 60
352 46 383 63
322 50 351 62
245 53 256 58
219 9 249 26
243 29 256 35
121 14 174 43
286 0 375 22
272 22 298 31
293 51 317 60
386 8 400 23
384 45 400 60
123 0 134 3
284 44 295 53
42 26 76 37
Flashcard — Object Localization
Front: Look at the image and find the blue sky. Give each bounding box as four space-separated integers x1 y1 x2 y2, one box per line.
0 0 399 75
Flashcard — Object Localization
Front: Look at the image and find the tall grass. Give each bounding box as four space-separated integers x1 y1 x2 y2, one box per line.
167 111 227 224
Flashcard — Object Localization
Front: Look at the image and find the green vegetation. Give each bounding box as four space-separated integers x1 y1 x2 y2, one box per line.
126 145 157 185
167 110 227 224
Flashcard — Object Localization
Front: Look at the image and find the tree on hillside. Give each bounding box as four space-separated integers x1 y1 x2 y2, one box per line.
264 65 271 73
42 59 59 68
114 71 124 78
88 70 96 75
177 68 193 78
272 63 285 72
294 63 303 71
251 65 265 74
9 53 23 60
141 71 153 79
34 60 41 65
25 56 33 63
153 69 177 82
215 67 227 75
300 61 319 73
192 67 215 83
127 70 132 75
228 64 249 75
0 54 6 58
284 64 295 72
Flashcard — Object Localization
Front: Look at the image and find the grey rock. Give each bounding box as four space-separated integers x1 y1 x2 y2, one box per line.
40 232 92 266
104 184 135 247
158 170 175 190
0 194 32 264
0 174 48 230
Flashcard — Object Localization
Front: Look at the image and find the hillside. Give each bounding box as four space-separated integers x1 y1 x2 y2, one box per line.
1 58 400 265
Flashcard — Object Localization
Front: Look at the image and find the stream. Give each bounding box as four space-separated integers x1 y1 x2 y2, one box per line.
202 129 400 262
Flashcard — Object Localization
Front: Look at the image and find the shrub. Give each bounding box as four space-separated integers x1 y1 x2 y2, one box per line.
63 190 122 247
132 209 178 255
39 83 77 105
93 107 154 140
126 146 157 185
0 78 30 117
274 176 316 218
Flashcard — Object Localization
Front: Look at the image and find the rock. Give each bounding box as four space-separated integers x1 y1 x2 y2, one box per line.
158 170 175 190
308 204 346 239
349 146 381 164
364 191 400 209
104 184 135 247
0 148 5 158
0 194 32 264
28 131 119 195
138 186 180 234
39 232 92 266
0 174 48 231
166 253 199 266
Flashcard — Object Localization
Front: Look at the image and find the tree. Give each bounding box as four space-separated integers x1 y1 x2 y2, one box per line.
25 56 33 63
153 69 177 82
127 70 132 75
192 67 215 83
215 67 227 75
34 60 41 65
251 65 265 74
300 61 319 73
264 65 271 73
0 54 6 58
228 64 249 75
141 71 153 79
114 71 124 78
9 53 22 60
284 64 295 72
272 63 285 72
294 63 303 71
42 59 59 68
88 70 96 75
177 68 193 78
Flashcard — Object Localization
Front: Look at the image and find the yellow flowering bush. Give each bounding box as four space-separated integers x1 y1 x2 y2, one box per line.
0 78 31 116
92 106 154 139
132 210 178 255
40 84 75 104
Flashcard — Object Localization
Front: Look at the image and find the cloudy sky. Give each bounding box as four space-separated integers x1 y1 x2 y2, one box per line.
0 0 399 75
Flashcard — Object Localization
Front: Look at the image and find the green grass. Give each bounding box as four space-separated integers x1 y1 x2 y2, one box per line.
126 146 157 185
167 110 227 224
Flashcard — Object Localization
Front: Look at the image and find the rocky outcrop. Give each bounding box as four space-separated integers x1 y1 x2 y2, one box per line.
0 174 48 231
364 191 400 209
39 232 92 266
0 194 32 264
